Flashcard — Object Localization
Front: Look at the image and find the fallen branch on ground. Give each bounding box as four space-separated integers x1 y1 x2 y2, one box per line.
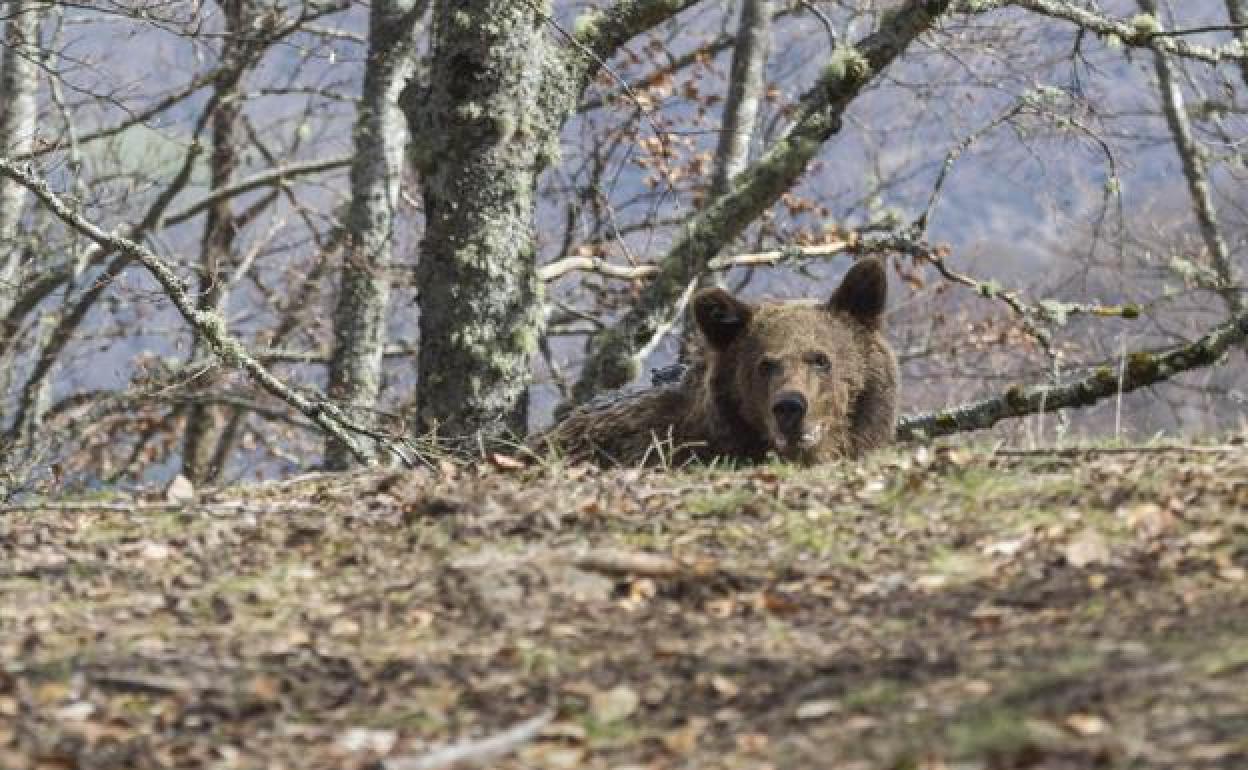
571 548 692 578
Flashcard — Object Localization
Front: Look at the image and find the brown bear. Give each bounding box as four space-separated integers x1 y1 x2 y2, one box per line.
537 258 898 466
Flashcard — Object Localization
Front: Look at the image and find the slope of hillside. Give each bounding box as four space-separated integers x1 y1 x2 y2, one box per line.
2 442 1247 768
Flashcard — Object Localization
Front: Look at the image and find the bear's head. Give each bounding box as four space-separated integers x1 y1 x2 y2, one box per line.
691 258 889 463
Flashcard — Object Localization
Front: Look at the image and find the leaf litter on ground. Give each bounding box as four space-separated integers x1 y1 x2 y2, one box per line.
0 442 1247 768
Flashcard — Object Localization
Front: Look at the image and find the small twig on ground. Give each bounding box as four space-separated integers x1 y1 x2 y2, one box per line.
383 709 554 770
88 672 195 696
571 549 689 578
0 499 326 516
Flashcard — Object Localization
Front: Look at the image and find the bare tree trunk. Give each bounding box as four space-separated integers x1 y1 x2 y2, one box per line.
0 1 41 422
1137 0 1241 316
404 0 566 443
677 0 771 347
182 0 253 483
709 0 771 198
383 0 712 442
324 0 425 469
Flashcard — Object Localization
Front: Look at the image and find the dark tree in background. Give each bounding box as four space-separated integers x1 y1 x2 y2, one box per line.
0 0 1245 494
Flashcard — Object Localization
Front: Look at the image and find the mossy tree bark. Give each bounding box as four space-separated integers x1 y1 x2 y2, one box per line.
1135 0 1241 318
0 0 38 298
392 0 703 444
897 308 1248 440
403 1 567 443
324 0 425 470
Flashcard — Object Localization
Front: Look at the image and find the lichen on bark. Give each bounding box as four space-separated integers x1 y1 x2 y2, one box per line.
406 0 570 442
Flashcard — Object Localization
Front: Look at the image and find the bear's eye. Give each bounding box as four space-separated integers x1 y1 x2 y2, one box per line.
806 351 831 373
758 358 781 378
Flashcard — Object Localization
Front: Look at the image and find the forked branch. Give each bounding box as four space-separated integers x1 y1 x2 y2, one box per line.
0 158 404 467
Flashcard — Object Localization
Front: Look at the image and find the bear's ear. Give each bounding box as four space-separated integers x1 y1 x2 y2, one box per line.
828 258 887 327
692 287 753 349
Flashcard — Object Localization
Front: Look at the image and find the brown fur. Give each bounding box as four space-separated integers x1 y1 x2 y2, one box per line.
536 258 898 466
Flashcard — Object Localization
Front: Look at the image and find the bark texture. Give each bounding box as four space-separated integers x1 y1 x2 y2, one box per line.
1229 0 1248 87
390 0 699 443
324 0 424 469
0 1 41 423
405 0 569 441
182 0 253 483
710 0 771 198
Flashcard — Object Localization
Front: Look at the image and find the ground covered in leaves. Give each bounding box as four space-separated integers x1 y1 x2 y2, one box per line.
3 441 1248 769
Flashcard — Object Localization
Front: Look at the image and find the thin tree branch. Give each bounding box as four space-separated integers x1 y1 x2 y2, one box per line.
897 308 1248 440
578 5 800 113
1004 0 1248 65
1227 0 1248 86
575 0 704 63
1137 0 1241 316
383 710 554 770
0 158 388 466
161 155 353 227
539 240 853 282
572 0 955 401
12 69 223 160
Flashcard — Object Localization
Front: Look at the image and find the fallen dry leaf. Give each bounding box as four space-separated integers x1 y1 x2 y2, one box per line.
335 727 397 753
1064 529 1110 568
1064 713 1109 736
710 674 739 699
590 685 640 724
795 699 841 720
489 452 527 471
1119 502 1174 539
661 717 707 755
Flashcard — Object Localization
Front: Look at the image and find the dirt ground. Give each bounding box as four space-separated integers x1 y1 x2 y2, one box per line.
2 441 1248 769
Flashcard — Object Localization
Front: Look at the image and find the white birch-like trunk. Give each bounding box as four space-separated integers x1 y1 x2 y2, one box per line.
0 1 41 424
710 0 771 198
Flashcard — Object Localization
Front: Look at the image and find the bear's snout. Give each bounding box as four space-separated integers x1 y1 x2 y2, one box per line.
771 391 808 435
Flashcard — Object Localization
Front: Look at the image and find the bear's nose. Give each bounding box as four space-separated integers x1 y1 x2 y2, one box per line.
772 391 807 433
